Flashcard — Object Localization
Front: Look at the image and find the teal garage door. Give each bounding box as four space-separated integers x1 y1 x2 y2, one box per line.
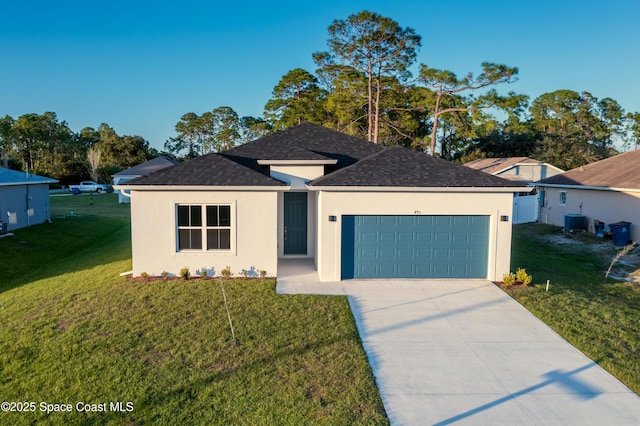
341 215 490 279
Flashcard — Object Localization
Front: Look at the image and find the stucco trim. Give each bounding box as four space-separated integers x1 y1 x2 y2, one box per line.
258 159 337 165
536 183 640 194
0 180 57 187
307 186 531 193
116 185 291 192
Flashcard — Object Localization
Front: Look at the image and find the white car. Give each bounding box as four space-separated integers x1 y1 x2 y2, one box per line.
69 181 108 194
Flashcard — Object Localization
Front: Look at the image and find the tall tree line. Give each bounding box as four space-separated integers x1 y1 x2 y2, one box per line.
0 113 158 185
5 11 638 176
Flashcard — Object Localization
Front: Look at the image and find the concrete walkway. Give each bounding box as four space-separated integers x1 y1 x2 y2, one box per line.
277 259 640 425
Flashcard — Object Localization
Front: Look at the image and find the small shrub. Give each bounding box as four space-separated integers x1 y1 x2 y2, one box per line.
516 267 533 285
240 269 248 278
161 271 169 280
180 267 191 280
140 272 149 280
199 267 208 278
259 269 267 278
221 266 232 278
502 272 516 286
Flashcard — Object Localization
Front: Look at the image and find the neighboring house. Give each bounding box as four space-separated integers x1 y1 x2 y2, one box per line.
119 123 526 281
465 157 564 224
464 157 563 183
112 156 179 203
0 167 58 232
536 149 640 241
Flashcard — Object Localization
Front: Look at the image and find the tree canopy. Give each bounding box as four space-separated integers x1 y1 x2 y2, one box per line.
0 113 158 185
4 10 639 180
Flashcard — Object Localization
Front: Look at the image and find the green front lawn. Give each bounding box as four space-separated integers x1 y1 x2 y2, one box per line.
0 194 387 425
507 223 640 394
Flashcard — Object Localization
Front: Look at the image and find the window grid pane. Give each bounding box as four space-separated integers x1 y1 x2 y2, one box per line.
219 229 231 250
219 206 231 226
178 204 231 252
179 229 202 250
207 229 220 250
191 206 202 226
178 206 190 227
207 206 219 227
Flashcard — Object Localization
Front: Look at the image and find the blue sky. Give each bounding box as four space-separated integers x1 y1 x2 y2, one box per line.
1 0 639 151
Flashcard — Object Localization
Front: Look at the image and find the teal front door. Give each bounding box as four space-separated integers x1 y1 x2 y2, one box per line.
284 192 307 255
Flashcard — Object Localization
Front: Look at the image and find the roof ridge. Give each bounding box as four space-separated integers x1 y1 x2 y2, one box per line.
309 145 393 185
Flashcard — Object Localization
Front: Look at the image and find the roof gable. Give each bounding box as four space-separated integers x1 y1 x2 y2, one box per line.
464 157 543 174
310 146 525 187
538 149 640 189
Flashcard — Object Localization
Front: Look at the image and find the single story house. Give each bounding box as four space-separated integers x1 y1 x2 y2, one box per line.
464 157 563 183
112 156 178 203
118 123 526 281
464 157 563 225
0 167 58 233
536 149 640 241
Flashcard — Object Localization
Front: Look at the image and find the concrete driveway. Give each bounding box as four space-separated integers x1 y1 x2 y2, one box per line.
277 260 640 425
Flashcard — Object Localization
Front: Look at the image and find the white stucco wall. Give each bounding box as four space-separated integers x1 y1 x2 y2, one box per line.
314 190 515 282
270 165 325 181
0 184 52 231
129 190 278 278
538 187 640 241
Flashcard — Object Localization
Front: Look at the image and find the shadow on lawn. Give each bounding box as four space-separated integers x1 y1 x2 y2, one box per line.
132 329 387 423
0 214 131 294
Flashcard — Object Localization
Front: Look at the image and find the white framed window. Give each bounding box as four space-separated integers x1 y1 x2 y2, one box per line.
177 204 231 251
559 191 567 206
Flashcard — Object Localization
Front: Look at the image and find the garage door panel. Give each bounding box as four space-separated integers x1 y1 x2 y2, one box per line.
397 248 413 259
380 232 397 242
342 215 489 279
360 232 379 242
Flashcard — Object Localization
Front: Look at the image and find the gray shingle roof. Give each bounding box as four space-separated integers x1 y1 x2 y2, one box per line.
0 167 58 186
310 146 525 187
537 149 640 189
122 123 525 188
223 122 384 170
112 156 178 177
124 152 285 186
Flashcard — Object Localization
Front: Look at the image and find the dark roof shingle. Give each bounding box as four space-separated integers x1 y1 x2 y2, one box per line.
122 123 525 188
112 156 178 177
125 153 285 186
310 146 525 187
223 122 384 169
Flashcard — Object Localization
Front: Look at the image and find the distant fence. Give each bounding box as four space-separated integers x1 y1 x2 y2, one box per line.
513 194 538 224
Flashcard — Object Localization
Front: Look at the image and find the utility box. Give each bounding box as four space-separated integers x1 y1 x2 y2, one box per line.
0 221 7 235
564 214 586 232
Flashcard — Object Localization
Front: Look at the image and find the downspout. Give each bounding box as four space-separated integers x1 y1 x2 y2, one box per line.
493 210 500 282
117 187 132 200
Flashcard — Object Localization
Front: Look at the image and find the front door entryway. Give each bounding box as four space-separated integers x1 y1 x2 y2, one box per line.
284 192 307 255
